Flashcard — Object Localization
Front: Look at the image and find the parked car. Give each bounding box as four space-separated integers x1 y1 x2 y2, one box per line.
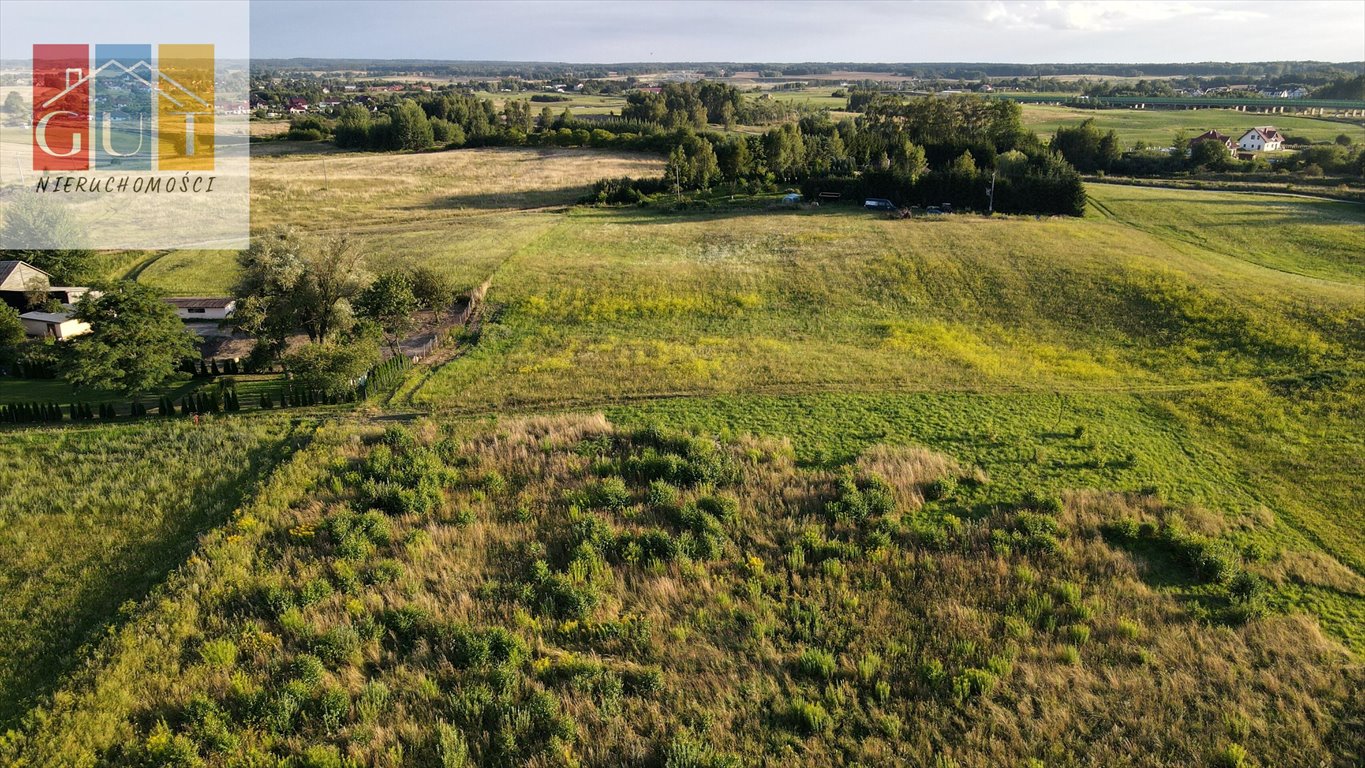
864 198 895 210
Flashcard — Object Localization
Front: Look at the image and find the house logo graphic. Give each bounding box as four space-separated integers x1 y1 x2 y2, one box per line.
32 44 215 172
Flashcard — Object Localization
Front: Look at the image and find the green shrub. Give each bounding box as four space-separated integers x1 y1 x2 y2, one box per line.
589 476 632 509
622 667 664 697
433 722 471 768
951 668 996 703
132 720 203 768
199 638 238 669
647 479 680 509
356 680 391 724
1058 644 1082 666
1054 581 1083 608
1021 490 1064 515
292 654 327 688
661 732 740 768
1115 618 1141 641
1212 743 1252 768
365 559 404 585
696 494 738 523
795 648 837 680
290 744 358 768
924 476 959 501
305 687 347 736
787 697 832 735
183 696 236 753
919 659 947 689
1108 518 1141 540
855 652 883 684
297 577 333 606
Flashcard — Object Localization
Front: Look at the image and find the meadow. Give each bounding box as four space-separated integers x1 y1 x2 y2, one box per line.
2 138 1363 765
5 416 1361 766
0 415 316 727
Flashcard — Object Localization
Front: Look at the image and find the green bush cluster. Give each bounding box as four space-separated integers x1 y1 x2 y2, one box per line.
824 471 896 524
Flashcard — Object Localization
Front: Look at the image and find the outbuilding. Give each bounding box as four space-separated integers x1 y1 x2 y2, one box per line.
19 311 90 341
0 260 51 310
164 297 237 321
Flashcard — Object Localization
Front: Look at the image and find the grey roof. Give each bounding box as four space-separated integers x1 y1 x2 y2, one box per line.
19 311 74 323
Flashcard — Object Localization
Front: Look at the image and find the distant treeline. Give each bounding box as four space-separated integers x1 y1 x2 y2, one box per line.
295 82 809 150
622 82 802 127
250 59 1365 81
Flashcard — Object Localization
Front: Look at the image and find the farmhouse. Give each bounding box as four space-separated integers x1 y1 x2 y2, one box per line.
0 260 51 310
1238 126 1284 152
1189 130 1236 152
164 297 236 321
19 311 90 341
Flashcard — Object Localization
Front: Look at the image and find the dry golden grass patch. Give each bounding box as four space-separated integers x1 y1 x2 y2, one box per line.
251 147 664 230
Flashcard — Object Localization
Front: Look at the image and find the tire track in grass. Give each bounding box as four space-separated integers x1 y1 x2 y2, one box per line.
121 250 173 282
397 213 568 406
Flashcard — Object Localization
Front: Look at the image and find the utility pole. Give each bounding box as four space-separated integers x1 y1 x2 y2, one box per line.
986 168 997 215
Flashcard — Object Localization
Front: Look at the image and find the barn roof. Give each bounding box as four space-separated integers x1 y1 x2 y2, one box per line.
0 260 51 292
19 311 73 323
164 297 235 309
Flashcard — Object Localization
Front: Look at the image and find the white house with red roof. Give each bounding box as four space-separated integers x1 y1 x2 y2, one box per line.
1237 126 1283 152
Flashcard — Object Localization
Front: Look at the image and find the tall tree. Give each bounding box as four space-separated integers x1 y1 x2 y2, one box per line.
234 228 368 358
356 270 418 353
0 303 24 368
390 99 434 150
406 265 458 311
333 104 372 148
1051 119 1119 173
281 335 381 396
59 281 200 395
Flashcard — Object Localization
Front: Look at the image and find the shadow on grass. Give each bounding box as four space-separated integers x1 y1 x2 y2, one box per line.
1105 534 1203 589
414 187 592 211
0 424 311 729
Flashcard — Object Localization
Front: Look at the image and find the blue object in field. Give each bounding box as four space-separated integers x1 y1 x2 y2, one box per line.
926 206 944 214
782 193 802 203
864 198 895 210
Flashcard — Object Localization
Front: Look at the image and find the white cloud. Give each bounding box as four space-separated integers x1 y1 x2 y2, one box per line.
980 1 1266 32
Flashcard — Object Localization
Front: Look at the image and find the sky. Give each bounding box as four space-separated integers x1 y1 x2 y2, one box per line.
1 1 1362 64
247 0 1365 63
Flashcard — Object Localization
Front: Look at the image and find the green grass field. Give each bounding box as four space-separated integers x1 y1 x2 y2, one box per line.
0 416 315 727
